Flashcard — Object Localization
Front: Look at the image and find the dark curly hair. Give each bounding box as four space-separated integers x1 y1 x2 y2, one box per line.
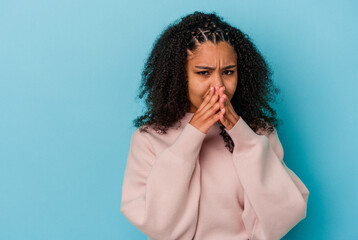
133 11 281 153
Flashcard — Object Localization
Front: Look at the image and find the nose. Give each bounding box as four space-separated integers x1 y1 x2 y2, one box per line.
211 74 224 90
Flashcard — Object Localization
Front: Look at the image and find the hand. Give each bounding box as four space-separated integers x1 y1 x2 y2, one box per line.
189 86 224 134
216 86 240 130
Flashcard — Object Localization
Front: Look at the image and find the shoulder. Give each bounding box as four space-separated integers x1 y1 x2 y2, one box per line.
130 124 154 145
126 126 158 170
256 125 284 161
130 123 183 150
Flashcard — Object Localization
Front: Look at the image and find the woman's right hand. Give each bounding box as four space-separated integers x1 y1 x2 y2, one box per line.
189 86 224 134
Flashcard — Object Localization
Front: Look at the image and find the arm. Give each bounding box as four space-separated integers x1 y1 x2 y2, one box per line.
120 123 206 240
226 117 309 240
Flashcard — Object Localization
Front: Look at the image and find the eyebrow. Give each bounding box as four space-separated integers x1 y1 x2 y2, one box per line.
194 65 237 70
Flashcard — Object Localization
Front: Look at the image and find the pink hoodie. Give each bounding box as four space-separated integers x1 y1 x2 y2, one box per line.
120 112 309 240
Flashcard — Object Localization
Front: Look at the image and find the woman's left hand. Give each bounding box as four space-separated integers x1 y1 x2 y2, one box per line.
217 86 240 130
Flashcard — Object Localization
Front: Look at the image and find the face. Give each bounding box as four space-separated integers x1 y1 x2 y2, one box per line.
186 41 238 113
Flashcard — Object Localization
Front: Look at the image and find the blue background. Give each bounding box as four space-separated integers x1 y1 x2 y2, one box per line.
1 0 357 239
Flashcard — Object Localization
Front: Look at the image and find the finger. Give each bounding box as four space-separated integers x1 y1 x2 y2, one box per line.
203 101 221 120
197 86 214 112
210 86 220 104
219 108 232 129
218 96 237 126
222 102 237 125
201 86 220 113
221 94 228 107
220 94 234 120
225 110 237 126
210 107 224 125
220 86 226 98
219 94 225 110
222 94 240 122
203 86 212 99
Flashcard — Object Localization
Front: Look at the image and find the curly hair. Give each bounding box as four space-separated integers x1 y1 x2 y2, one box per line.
133 11 281 153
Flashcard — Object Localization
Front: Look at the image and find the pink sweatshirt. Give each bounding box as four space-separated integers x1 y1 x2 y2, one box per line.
120 112 309 240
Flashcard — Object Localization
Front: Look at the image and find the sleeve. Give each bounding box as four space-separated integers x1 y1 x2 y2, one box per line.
226 117 310 240
120 123 206 240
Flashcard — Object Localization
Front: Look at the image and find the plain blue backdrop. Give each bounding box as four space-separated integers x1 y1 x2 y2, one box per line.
1 0 357 239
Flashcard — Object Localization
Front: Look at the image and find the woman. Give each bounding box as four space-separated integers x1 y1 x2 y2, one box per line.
120 11 309 240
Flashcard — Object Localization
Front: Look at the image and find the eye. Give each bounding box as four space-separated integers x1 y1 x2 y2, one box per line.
223 70 234 75
196 71 210 76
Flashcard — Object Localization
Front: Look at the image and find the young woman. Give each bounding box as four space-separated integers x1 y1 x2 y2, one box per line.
120 11 309 240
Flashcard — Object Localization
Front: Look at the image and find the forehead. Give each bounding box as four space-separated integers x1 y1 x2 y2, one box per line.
187 41 237 62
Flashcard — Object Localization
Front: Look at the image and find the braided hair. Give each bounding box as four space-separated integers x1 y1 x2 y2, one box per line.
134 11 280 153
